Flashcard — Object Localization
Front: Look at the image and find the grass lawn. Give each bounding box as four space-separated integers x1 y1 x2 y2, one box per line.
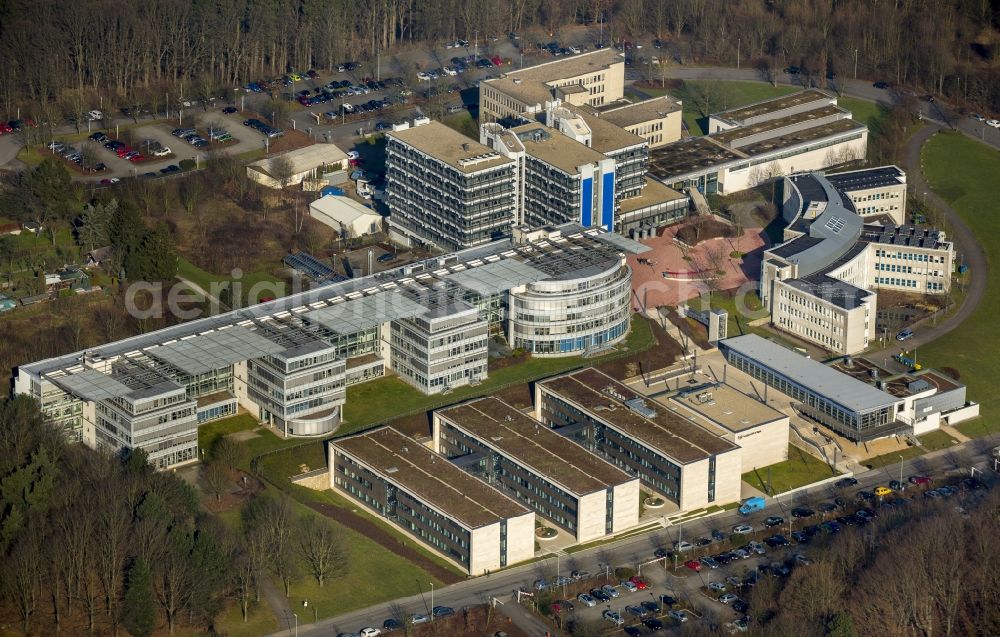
865 429 958 469
653 81 797 136
442 110 478 140
742 444 839 495
917 131 1000 437
209 600 278 637
838 97 884 129
198 413 258 453
176 257 279 304
342 314 655 432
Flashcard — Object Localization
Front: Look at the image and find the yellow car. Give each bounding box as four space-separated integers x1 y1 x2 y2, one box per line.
874 486 893 497
289 73 303 82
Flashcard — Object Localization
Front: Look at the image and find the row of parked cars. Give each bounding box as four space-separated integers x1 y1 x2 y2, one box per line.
171 127 209 148
242 118 283 138
47 140 102 169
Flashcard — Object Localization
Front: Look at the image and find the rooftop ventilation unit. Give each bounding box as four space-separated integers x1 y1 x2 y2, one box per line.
386 466 399 474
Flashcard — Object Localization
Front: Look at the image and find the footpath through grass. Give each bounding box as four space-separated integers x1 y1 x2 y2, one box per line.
742 444 839 495
918 131 1000 438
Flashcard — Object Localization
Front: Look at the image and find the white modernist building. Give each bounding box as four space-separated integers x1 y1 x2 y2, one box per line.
720 334 979 442
761 168 954 355
247 143 349 189
15 224 647 469
649 89 868 195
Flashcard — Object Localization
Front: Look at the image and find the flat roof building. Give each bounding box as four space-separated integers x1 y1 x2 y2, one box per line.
330 427 534 574
649 90 868 195
386 119 517 251
667 383 790 469
535 368 742 511
762 169 952 355
248 143 349 189
434 397 640 542
585 96 683 148
16 224 645 468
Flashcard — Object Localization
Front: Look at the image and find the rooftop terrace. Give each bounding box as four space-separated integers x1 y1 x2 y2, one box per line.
540 368 738 463
436 397 635 495
333 426 529 528
710 105 846 146
647 137 744 180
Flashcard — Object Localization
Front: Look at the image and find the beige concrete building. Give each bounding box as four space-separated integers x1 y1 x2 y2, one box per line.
330 426 535 575
247 143 349 189
826 165 907 224
433 397 640 543
536 368 743 512
668 383 790 469
585 95 683 148
479 49 625 122
650 90 868 195
762 169 953 355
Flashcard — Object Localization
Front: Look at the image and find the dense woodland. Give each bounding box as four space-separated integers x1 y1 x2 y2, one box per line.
0 397 348 636
0 0 999 117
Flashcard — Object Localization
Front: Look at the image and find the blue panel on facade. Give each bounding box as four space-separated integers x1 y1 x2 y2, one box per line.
601 171 615 230
581 177 593 227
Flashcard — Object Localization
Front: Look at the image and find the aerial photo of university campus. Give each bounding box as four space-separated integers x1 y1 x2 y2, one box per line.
0 2 999 637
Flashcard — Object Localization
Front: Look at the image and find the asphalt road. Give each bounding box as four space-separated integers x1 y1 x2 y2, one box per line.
275 433 999 637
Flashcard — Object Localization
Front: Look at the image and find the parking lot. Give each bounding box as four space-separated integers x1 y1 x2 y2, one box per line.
509 472 992 635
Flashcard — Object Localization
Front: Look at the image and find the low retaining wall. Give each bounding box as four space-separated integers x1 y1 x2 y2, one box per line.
291 468 329 490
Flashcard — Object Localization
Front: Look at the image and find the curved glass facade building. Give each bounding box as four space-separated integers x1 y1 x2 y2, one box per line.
508 255 631 355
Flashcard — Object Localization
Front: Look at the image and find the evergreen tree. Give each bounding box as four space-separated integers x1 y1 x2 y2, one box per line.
128 223 177 282
122 558 156 637
827 612 858 637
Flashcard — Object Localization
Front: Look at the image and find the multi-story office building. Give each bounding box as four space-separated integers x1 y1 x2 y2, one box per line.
389 297 489 394
583 96 683 148
761 169 953 355
385 119 518 251
505 227 632 355
479 49 626 122
433 397 640 543
649 90 868 195
330 426 535 574
536 368 742 512
825 165 907 224
15 224 646 469
481 122 617 230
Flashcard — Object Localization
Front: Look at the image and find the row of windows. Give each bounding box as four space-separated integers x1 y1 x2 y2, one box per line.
875 277 917 288
875 249 945 262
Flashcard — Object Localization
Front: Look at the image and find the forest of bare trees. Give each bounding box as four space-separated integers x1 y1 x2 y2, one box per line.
0 0 999 119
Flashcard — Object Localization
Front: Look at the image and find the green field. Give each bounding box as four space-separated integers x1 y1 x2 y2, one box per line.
838 97 883 129
653 81 797 136
865 429 958 469
918 132 1000 438
176 257 280 304
742 444 839 495
342 314 655 431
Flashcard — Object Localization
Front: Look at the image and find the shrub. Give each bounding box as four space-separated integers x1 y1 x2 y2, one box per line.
178 158 196 171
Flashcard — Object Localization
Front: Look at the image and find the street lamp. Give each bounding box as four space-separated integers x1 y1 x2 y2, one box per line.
898 455 904 486
429 582 434 620
853 49 859 79
292 612 298 637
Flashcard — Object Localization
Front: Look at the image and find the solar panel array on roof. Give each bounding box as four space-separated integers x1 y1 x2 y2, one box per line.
444 259 547 295
283 252 337 281
147 327 285 375
45 368 134 402
307 292 429 334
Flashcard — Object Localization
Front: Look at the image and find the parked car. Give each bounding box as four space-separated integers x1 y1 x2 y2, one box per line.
763 516 785 528
909 475 932 485
708 581 726 592
629 576 648 590
835 477 859 489
668 610 688 623
711 529 725 541
590 588 611 602
382 618 402 631
641 600 660 614
673 540 694 552
987 119 1000 128
603 610 624 626
360 628 381 637
625 605 646 618
407 614 429 625
577 593 596 607
791 507 815 518
684 559 701 572
601 584 619 598
896 328 914 341
431 606 453 618
719 593 739 604
732 524 754 535
621 580 637 593
764 534 790 547
643 618 664 631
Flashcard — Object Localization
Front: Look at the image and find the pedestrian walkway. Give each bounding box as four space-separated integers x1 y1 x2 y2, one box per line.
499 598 553 636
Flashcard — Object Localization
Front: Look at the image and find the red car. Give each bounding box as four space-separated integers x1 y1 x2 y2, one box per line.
116 147 131 158
684 560 702 572
629 576 648 590
909 475 932 486
127 152 144 162
490 55 503 66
